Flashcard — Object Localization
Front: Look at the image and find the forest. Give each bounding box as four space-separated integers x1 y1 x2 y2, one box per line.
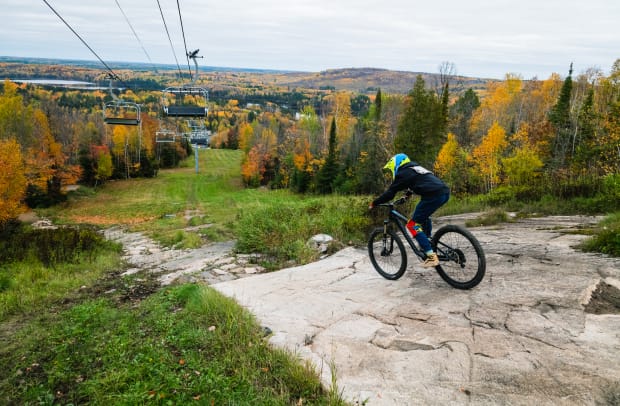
1 58 619 226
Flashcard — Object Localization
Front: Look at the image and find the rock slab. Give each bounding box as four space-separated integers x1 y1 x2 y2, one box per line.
214 215 620 405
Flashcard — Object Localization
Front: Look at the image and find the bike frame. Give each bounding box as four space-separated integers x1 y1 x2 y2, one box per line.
381 203 426 260
372 200 486 288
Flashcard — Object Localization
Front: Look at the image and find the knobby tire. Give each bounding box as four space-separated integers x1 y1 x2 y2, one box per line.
432 225 486 289
368 228 407 280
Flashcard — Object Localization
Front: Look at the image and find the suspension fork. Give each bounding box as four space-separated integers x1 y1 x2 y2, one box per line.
380 219 394 255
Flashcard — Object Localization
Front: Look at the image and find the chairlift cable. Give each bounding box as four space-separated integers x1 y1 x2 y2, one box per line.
114 0 157 72
176 0 193 80
42 0 129 88
156 0 184 80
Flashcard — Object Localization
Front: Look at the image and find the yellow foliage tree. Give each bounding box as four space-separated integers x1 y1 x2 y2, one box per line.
502 147 544 186
434 132 458 178
238 122 254 153
333 92 355 145
470 74 523 138
0 80 33 144
471 122 508 192
293 138 313 172
434 132 469 193
112 125 129 157
0 138 27 224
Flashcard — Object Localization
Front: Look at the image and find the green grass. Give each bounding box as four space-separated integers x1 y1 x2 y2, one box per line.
0 253 120 321
41 149 245 228
42 149 376 261
1 284 344 405
0 225 123 321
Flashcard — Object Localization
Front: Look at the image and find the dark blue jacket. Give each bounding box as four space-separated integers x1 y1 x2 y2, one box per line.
372 162 449 206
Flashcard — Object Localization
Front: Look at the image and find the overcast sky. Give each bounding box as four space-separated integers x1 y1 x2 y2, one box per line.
2 0 619 79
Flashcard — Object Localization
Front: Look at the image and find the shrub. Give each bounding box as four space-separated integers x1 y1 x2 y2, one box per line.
581 212 620 257
0 224 119 266
466 209 511 227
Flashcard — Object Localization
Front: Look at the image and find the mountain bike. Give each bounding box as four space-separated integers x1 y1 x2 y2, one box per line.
368 197 486 289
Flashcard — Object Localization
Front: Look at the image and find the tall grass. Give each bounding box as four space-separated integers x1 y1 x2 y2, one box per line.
581 212 620 256
235 195 373 268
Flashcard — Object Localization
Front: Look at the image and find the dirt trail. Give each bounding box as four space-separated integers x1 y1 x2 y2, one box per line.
103 227 266 286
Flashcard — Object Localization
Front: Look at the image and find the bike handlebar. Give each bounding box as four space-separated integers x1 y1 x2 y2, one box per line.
377 196 408 207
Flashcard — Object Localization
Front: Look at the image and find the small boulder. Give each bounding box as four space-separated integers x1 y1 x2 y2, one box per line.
308 234 334 254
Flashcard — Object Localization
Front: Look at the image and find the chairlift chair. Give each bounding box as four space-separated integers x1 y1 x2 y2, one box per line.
162 86 208 117
162 49 209 118
184 119 209 146
155 130 178 143
104 101 141 126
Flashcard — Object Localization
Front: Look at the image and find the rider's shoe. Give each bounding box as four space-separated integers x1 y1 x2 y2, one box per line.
422 253 439 268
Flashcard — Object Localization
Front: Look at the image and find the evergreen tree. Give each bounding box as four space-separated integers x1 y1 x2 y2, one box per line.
356 90 389 194
356 120 389 194
394 75 447 168
449 88 480 147
374 88 382 121
574 87 596 171
316 118 339 194
549 63 574 169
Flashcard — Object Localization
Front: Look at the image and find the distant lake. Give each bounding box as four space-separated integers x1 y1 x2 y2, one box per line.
12 79 105 89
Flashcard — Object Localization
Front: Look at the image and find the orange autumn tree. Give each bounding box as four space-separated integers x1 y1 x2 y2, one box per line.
0 138 27 224
240 127 278 186
25 110 64 189
1 80 81 203
241 146 261 186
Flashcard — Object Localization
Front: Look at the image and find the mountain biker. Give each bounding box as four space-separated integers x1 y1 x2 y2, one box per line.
369 153 450 267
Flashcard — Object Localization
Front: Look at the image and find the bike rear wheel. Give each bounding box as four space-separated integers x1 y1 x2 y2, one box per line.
368 228 407 280
432 225 486 289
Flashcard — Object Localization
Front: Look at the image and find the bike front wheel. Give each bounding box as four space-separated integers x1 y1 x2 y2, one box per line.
368 228 407 280
432 225 486 289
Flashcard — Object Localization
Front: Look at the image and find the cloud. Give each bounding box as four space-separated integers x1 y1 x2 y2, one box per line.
1 0 618 79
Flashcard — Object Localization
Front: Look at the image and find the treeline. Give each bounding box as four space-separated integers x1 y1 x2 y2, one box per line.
213 60 620 209
2 59 620 226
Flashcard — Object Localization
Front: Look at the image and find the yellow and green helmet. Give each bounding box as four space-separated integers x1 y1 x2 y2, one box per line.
383 153 411 180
